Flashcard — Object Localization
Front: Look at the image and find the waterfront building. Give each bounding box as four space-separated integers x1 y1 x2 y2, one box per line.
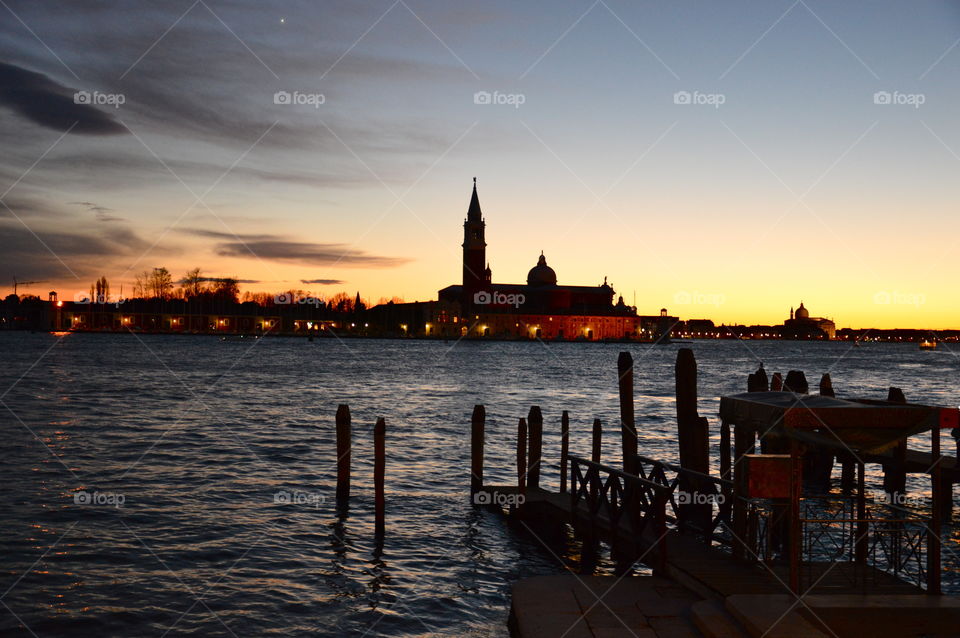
782 302 836 339
380 180 645 340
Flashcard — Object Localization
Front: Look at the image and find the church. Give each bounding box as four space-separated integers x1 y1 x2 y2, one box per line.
782 302 836 339
422 180 641 339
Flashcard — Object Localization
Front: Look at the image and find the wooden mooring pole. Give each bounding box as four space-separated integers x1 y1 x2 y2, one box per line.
592 418 602 464
560 411 570 493
471 405 485 498
771 372 783 392
747 364 768 392
930 422 943 594
784 370 808 394
676 348 711 532
819 373 835 397
336 404 351 505
618 352 637 475
517 418 527 497
883 389 907 500
374 417 385 536
528 406 543 490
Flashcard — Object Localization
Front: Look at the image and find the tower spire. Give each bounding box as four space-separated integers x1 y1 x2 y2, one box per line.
462 178 487 299
467 178 482 221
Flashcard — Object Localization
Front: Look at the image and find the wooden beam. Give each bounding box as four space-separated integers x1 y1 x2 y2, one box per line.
336 404 351 505
471 405 485 497
618 352 637 474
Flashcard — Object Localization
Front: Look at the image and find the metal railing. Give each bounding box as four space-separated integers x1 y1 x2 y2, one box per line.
799 497 933 591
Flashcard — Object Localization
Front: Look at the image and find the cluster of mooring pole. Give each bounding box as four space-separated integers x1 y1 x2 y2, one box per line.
335 404 386 536
468 350 706 489
744 365 955 522
468 355 639 502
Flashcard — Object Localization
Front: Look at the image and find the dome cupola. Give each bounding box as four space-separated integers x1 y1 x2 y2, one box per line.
526 252 557 286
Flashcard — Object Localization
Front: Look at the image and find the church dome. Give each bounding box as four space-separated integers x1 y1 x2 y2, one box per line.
795 302 809 319
527 253 557 286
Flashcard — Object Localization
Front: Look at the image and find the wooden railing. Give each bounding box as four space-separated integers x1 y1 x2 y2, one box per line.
569 455 671 570
634 454 734 546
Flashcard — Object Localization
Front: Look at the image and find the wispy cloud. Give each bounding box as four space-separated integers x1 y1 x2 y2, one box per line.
69 201 123 222
0 61 127 135
181 228 408 268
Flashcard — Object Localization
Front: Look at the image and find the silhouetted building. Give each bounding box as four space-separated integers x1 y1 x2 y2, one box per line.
782 301 835 339
380 180 642 339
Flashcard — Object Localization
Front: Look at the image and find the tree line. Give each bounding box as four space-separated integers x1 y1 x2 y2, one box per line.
85 268 403 311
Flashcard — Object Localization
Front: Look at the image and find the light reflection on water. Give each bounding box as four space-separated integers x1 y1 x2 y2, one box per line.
0 333 958 636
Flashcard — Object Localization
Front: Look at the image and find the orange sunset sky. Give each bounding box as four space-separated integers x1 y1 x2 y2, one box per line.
2 1 959 329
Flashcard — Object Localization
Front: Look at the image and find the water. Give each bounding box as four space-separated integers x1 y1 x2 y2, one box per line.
1 333 959 636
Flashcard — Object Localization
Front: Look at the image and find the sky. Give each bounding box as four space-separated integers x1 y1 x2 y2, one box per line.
1 0 959 329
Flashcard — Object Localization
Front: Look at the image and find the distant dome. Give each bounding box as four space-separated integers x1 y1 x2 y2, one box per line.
795 302 809 319
527 253 557 286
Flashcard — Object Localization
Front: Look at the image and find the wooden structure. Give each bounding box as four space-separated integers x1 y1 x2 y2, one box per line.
719 391 959 594
474 350 960 636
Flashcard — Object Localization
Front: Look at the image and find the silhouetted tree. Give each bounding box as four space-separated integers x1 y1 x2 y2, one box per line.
148 267 174 300
133 270 149 298
181 268 206 299
211 278 239 303
328 292 353 313
89 276 110 303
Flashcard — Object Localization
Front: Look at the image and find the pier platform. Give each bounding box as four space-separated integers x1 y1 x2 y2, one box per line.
509 575 960 638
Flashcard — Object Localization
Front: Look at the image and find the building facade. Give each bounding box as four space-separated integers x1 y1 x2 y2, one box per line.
782 302 836 339
412 180 643 339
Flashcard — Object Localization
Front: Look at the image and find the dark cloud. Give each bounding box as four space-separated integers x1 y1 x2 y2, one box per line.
0 61 127 135
301 278 344 285
0 196 60 218
69 201 123 222
178 276 260 284
215 239 408 268
0 220 157 281
179 227 407 268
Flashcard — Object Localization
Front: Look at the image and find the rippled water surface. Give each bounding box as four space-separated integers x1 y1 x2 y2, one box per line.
2 333 959 636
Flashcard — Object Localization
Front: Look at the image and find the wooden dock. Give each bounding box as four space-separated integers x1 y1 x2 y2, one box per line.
472 351 960 638
488 484 921 598
510 574 960 638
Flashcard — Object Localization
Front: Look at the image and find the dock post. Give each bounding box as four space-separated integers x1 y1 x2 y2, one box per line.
720 420 731 480
789 439 802 594
784 370 808 394
819 373 835 397
771 372 783 392
883 389 907 501
855 462 867 563
929 422 942 594
374 417 385 536
517 418 527 499
560 411 570 493
732 423 755 560
747 364 768 392
839 452 856 494
527 406 543 490
887 387 906 403
336 404 351 505
592 418 602 464
617 352 637 475
676 348 711 532
470 405 485 498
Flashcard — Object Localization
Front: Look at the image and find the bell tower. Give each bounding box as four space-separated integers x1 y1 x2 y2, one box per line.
462 178 486 300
